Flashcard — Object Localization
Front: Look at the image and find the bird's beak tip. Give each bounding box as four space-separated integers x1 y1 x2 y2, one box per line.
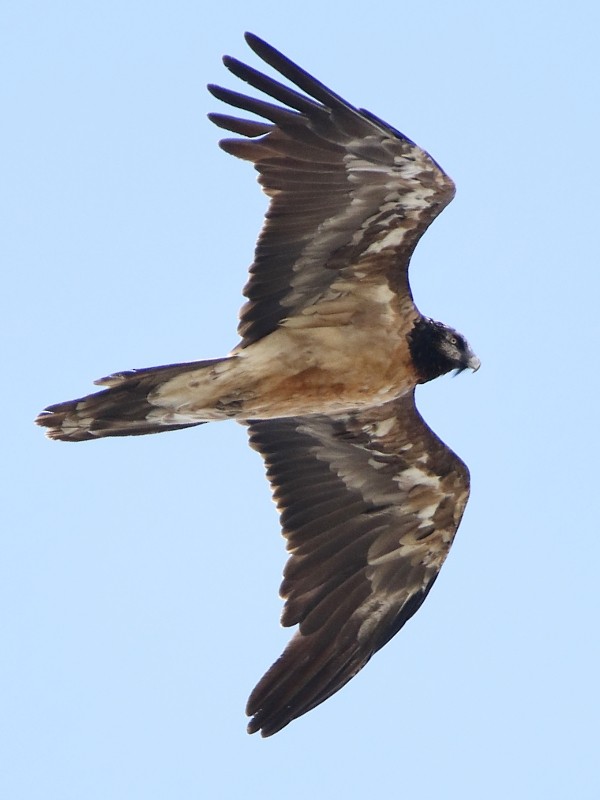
468 354 481 373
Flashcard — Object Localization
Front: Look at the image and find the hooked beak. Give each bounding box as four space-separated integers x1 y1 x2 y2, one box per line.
467 352 481 372
454 350 481 376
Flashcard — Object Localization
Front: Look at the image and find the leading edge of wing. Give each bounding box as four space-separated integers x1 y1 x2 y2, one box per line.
245 391 470 736
208 34 456 348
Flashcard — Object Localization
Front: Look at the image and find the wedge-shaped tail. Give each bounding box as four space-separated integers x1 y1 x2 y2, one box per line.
35 358 230 442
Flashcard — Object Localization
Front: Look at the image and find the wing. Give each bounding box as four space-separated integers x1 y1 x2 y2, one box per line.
245 390 470 736
209 33 456 348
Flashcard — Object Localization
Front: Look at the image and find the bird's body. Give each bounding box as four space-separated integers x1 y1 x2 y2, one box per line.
155 322 418 421
36 33 479 736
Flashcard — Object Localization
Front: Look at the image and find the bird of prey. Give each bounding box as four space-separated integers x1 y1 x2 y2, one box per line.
36 33 479 737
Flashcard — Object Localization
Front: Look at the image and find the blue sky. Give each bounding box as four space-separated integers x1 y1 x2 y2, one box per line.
2 1 599 798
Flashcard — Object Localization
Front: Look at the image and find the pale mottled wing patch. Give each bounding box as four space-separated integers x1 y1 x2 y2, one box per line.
209 33 456 347
245 390 470 736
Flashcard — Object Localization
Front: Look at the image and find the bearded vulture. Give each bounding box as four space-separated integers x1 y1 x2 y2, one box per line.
36 33 480 737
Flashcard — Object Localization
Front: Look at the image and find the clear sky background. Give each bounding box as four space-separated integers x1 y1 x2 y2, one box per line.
2 1 599 798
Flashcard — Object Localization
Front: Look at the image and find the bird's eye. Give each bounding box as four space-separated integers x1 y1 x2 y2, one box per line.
449 336 457 345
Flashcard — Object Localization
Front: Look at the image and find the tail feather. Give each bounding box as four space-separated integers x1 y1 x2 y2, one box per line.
36 358 228 442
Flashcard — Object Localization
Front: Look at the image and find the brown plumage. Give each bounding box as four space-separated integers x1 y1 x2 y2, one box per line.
36 33 479 736
245 394 470 736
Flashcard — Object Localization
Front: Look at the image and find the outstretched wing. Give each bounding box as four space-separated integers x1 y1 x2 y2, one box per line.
209 33 456 348
246 391 470 736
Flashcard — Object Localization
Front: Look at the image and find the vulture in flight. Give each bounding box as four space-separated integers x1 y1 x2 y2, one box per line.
36 33 479 737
